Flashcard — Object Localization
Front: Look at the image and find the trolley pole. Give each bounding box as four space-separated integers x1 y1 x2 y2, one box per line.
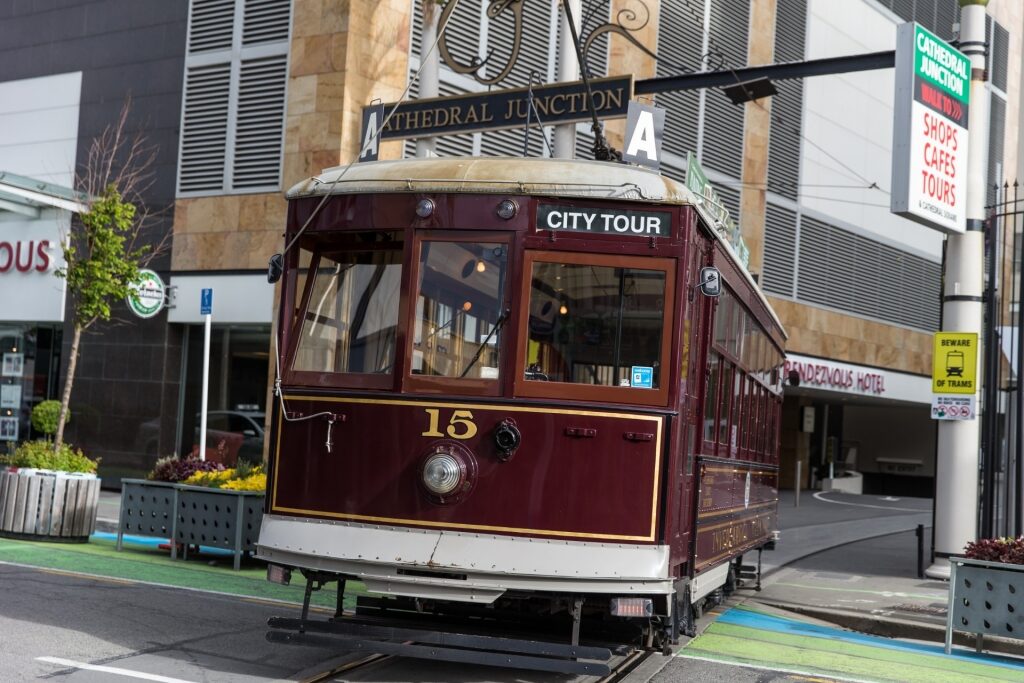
552 0 581 159
926 0 990 580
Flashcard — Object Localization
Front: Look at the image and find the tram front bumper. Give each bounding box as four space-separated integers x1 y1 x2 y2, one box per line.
256 514 673 604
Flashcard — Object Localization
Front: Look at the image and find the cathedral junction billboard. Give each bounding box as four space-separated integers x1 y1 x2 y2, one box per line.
890 22 971 234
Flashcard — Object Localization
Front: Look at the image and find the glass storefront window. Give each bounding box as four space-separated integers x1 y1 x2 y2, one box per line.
410 240 508 381
292 233 402 376
0 324 62 449
180 325 271 464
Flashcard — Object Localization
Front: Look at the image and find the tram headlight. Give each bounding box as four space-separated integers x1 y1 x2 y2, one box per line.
422 452 464 496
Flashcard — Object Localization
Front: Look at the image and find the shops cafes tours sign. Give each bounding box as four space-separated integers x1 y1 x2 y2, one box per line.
891 23 970 234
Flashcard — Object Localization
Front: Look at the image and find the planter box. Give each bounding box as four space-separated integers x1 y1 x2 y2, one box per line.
946 556 1024 654
117 479 177 541
117 479 264 570
820 472 864 495
0 469 100 542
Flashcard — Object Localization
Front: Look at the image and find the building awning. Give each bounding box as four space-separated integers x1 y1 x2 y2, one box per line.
0 171 89 218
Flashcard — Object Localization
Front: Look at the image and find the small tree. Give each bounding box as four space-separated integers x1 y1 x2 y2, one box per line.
52 101 166 451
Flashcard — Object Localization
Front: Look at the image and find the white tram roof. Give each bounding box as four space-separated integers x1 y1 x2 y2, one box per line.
288 157 785 338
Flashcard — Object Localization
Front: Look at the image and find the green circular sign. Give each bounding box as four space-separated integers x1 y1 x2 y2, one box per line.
127 269 166 319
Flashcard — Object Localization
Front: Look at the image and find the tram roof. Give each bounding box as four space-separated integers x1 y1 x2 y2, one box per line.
288 157 785 339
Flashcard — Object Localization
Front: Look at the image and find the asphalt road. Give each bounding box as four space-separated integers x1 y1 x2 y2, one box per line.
0 563 359 682
0 561 766 683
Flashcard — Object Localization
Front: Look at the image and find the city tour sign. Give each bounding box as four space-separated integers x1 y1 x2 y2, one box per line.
891 22 970 234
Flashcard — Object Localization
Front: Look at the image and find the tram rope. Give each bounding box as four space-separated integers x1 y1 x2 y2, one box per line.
267 0 465 454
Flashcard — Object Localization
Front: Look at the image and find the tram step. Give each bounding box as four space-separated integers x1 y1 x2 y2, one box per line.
266 616 613 676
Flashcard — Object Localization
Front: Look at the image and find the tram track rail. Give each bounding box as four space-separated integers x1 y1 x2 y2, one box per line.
296 644 653 682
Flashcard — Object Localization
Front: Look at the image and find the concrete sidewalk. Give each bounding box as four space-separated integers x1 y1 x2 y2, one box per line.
753 489 1024 658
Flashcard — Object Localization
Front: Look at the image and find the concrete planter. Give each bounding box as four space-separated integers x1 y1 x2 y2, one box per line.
946 556 1024 654
820 471 864 494
118 478 264 570
0 469 101 542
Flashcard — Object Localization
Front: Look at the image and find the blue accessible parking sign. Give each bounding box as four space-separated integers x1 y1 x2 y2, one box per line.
201 288 213 315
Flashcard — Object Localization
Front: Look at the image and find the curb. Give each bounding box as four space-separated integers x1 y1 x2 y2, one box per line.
754 599 1024 658
95 518 119 534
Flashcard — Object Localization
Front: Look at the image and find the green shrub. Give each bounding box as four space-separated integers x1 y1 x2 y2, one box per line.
1 440 98 474
31 400 65 437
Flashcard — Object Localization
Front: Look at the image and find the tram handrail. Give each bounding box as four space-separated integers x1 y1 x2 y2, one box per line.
295 175 654 201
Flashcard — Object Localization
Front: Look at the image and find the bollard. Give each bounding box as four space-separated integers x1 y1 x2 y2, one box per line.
921 528 929 581
795 461 801 507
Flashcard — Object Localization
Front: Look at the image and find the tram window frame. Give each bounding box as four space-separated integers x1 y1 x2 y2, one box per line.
514 250 676 408
403 231 513 397
285 231 405 390
702 352 721 449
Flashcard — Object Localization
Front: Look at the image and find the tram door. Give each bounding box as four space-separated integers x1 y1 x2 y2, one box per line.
673 227 714 562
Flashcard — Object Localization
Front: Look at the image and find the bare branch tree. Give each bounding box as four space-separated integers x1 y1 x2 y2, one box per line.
53 98 172 450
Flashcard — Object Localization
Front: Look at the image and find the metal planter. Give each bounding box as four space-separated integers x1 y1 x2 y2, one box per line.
0 469 101 541
118 478 264 570
946 556 1024 653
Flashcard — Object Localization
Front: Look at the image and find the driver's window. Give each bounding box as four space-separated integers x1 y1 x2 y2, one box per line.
411 239 508 380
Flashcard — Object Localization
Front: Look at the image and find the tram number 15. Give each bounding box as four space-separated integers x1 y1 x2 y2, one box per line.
422 408 478 440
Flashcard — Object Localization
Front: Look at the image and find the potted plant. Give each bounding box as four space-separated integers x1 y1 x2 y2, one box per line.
0 401 101 541
118 457 265 570
944 537 1024 654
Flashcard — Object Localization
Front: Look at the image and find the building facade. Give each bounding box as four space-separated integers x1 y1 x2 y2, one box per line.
0 0 1020 494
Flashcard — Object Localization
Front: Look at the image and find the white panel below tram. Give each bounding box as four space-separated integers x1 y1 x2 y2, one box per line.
257 514 673 604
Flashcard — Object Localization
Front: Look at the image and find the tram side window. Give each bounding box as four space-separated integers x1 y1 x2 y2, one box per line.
292 235 402 376
524 261 666 388
411 240 508 380
703 352 720 444
717 362 732 445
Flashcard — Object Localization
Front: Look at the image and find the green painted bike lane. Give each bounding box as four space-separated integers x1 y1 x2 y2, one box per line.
0 533 368 610
679 605 1024 682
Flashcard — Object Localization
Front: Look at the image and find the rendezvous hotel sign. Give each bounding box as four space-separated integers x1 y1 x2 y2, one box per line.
891 23 970 234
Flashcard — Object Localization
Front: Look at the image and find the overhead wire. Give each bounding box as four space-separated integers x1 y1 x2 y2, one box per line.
678 0 890 196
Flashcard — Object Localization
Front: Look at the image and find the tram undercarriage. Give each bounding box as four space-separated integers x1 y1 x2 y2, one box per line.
259 516 770 674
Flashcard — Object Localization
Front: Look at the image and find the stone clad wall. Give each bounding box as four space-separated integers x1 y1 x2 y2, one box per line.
769 296 932 375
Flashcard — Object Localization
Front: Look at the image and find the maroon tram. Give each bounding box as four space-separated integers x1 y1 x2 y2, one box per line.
258 157 786 674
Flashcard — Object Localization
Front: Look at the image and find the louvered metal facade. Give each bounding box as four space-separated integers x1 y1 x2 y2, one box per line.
178 0 291 196
407 0 610 160
877 0 960 39
767 0 806 200
786 215 941 331
762 204 797 297
700 0 748 180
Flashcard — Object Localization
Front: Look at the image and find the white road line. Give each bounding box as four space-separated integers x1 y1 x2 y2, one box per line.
674 652 877 683
812 491 927 513
37 657 196 683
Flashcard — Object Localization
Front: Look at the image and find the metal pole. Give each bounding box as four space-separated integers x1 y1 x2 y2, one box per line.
552 0 581 158
415 2 440 158
927 0 989 579
1015 181 1024 535
795 460 801 507
198 312 211 462
982 212 999 538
